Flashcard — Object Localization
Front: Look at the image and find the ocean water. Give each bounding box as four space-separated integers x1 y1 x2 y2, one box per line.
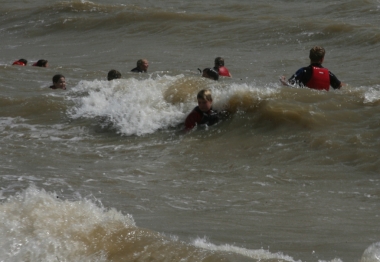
1 0 380 261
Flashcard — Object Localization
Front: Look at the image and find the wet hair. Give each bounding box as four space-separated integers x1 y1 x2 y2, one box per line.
52 74 65 84
214 57 225 67
309 46 325 63
35 59 48 67
197 89 213 102
137 59 148 67
16 59 28 65
107 69 121 81
202 68 219 80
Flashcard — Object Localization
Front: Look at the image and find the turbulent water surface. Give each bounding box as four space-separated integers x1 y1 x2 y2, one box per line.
1 0 380 261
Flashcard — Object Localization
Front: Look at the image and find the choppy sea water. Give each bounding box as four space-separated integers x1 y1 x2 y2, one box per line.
1 0 380 261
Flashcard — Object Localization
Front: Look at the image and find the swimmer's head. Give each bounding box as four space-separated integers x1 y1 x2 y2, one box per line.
137 59 149 72
197 89 213 102
19 59 28 65
202 68 219 81
34 59 48 67
214 57 225 67
309 46 325 63
107 69 121 81
12 59 28 66
197 89 213 112
51 74 66 90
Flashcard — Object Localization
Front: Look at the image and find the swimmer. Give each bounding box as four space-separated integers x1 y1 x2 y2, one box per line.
184 89 219 131
202 68 219 81
213 57 232 77
107 69 121 81
131 59 149 73
280 46 343 91
50 74 66 90
32 59 48 67
12 59 27 66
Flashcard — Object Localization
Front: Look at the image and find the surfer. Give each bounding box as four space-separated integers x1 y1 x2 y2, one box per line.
213 57 232 77
32 59 48 67
280 46 343 91
202 68 219 81
184 89 220 131
107 69 121 81
131 59 149 73
50 74 66 90
12 59 28 66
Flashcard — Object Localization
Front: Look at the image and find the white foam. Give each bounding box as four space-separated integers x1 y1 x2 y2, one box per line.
0 186 135 261
363 85 380 104
68 75 279 136
192 237 299 261
361 242 380 262
69 76 187 135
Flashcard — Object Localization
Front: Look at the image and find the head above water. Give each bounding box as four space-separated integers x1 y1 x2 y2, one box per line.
309 46 325 63
202 68 219 81
197 89 213 102
214 57 225 67
197 89 213 112
50 74 66 90
19 59 28 65
12 59 28 66
137 59 149 72
34 59 48 67
107 69 121 81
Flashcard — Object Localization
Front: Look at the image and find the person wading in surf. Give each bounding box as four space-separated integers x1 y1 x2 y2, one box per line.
280 46 343 91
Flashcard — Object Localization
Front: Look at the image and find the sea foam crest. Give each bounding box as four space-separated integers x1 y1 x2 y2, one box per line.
361 242 380 262
192 237 299 262
0 186 135 262
69 75 188 136
68 75 279 136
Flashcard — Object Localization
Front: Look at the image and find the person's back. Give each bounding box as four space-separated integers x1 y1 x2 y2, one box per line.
280 46 343 91
202 68 219 81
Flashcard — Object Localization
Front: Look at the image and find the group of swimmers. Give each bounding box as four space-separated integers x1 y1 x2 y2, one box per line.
106 57 232 81
12 58 48 67
185 46 344 131
11 46 343 130
12 58 66 89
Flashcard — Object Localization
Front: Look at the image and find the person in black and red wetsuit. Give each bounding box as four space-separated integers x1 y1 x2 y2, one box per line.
280 46 343 91
12 59 28 66
184 89 219 131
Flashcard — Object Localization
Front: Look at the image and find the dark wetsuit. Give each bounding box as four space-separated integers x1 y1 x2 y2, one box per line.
185 106 219 130
131 67 144 73
288 63 341 90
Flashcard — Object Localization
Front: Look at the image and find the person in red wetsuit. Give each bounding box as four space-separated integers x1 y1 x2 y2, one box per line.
280 46 343 91
184 89 219 131
213 57 232 77
12 59 28 66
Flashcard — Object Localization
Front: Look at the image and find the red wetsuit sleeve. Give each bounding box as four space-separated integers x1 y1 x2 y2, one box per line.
185 110 202 130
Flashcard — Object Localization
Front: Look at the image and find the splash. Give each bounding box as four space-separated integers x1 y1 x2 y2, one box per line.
68 75 279 136
361 242 380 262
